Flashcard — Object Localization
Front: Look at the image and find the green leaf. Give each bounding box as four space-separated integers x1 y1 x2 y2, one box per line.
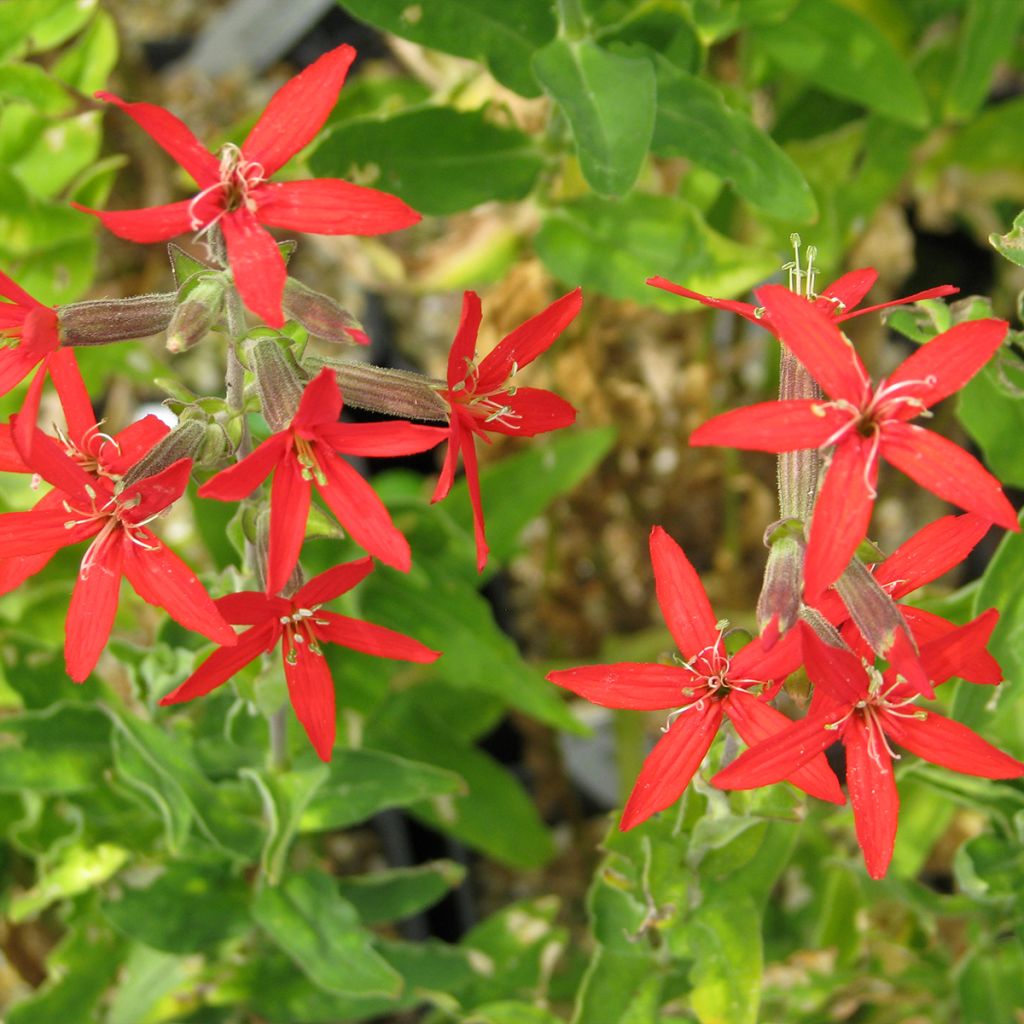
991 208 1024 269
243 763 329 883
50 10 119 94
9 841 129 922
311 106 543 215
0 63 73 114
945 0 1024 120
957 940 1024 1024
652 59 815 222
366 694 555 868
252 869 402 997
466 1004 566 1024
106 945 194 1024
300 748 465 832
7 918 126 1024
957 357 1024 488
687 891 762 1024
756 0 928 126
533 38 655 196
0 703 111 793
447 426 616 565
338 860 466 924
102 703 262 858
536 191 775 306
339 0 556 96
103 859 251 953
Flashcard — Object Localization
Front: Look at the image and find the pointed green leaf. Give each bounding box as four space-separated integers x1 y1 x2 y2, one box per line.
533 38 655 195
945 0 1024 120
338 860 466 924
252 870 402 997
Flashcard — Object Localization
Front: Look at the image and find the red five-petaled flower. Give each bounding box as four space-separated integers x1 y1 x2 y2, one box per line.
433 288 581 571
0 428 236 681
160 558 440 761
713 620 1023 879
75 45 419 327
690 285 1018 597
199 367 447 594
547 527 844 830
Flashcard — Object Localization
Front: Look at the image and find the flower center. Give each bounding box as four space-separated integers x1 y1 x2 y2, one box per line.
449 360 522 430
62 483 158 578
293 435 327 485
279 604 330 665
188 143 266 236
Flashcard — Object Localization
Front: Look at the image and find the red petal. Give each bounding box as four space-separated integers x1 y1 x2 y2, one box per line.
839 284 959 322
845 715 899 879
447 292 483 389
649 525 717 658
712 707 844 791
198 432 288 501
293 558 374 607
620 702 724 829
0 507 97 556
804 436 877 598
0 348 42 397
801 623 868 705
457 415 489 572
475 289 581 394
292 366 343 433
256 179 420 235
0 423 28 472
430 423 461 504
16 428 99 502
882 708 1024 779
724 690 844 804
22 305 60 357
160 621 279 704
314 450 411 572
885 625 933 700
106 415 172 474
96 91 219 185
242 45 356 176
756 284 870 403
917 608 1000 687
885 318 1008 411
485 387 576 438
122 534 237 646
875 513 990 598
72 200 196 243
220 208 287 327
0 268 43 309
47 348 95 443
313 611 440 663
547 662 689 710
0 549 56 595
881 423 1018 530
318 420 447 456
818 268 876 313
645 276 761 324
216 590 282 625
689 399 842 452
728 625 803 683
65 531 124 682
119 458 192 523
901 607 1002 685
266 452 311 596
282 643 337 762
12 363 48 456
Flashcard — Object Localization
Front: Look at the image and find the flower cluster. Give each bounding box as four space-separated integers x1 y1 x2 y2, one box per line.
551 245 1023 878
0 44 580 761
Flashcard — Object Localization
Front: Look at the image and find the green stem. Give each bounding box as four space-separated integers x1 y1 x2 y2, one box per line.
558 0 587 39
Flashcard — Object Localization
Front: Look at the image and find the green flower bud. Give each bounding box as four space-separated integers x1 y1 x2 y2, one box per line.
167 272 228 353
248 335 310 431
281 278 368 345
58 293 177 346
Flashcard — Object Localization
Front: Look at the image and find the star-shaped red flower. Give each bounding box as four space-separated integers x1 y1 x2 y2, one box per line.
432 288 581 571
198 367 446 594
0 428 236 681
160 558 440 760
690 285 1017 596
75 45 419 327
547 527 844 829
713 620 1022 878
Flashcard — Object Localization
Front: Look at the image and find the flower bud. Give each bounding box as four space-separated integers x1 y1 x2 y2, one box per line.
282 278 369 345
167 273 228 353
58 293 177 346
248 335 309 431
302 356 449 422
756 522 805 645
834 557 917 666
119 418 206 489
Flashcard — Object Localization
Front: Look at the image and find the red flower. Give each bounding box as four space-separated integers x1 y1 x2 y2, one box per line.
198 368 446 594
0 269 81 453
159 558 440 760
0 429 236 681
690 285 1017 597
547 527 844 829
432 289 581 571
713 621 1022 878
647 266 957 327
75 45 419 327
